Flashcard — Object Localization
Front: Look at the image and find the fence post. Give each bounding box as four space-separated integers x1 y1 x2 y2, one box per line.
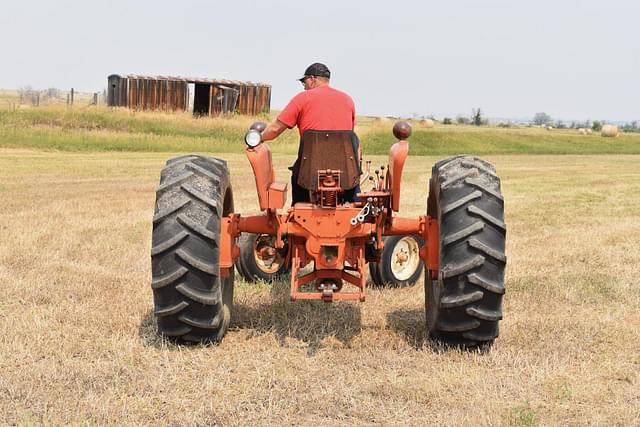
70 88 74 106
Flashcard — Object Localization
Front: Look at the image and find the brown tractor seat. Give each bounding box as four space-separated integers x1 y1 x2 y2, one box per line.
296 130 360 192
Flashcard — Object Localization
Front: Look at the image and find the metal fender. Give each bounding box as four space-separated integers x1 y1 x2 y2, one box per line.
387 139 409 212
246 143 276 211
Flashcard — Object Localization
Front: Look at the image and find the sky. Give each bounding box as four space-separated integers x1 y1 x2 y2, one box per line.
0 0 638 122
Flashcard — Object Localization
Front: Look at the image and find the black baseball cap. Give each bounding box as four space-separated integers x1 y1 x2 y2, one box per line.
298 63 331 82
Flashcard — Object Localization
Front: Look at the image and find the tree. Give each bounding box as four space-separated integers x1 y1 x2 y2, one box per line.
592 120 602 131
472 108 483 126
533 112 552 126
443 117 452 125
456 115 470 125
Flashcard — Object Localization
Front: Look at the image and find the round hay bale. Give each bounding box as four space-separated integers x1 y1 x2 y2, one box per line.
578 128 587 135
601 125 619 137
586 128 593 134
419 119 435 128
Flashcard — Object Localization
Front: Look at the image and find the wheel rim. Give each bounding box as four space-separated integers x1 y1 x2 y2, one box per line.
252 234 284 274
390 236 421 281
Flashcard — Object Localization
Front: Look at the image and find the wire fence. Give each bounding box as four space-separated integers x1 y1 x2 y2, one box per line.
6 87 107 109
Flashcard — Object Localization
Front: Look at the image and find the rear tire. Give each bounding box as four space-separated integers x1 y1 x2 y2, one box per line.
426 156 506 347
151 155 234 343
234 233 290 282
369 235 424 287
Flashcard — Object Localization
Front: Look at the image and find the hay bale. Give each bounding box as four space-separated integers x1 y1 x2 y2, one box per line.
419 119 435 128
578 128 587 135
586 128 593 134
601 125 619 137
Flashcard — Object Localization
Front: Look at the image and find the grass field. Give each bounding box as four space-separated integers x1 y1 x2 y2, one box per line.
1 106 640 155
1 143 639 424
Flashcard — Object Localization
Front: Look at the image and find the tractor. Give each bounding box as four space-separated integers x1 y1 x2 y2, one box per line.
150 121 506 347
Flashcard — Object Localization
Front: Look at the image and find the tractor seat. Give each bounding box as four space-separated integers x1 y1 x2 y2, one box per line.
296 130 360 192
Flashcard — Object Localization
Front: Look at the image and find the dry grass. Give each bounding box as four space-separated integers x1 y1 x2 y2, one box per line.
0 149 639 426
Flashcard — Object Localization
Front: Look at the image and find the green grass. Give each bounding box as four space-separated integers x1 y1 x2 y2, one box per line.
0 108 243 139
1 106 639 155
511 403 537 426
366 127 640 155
0 107 299 154
0 127 251 153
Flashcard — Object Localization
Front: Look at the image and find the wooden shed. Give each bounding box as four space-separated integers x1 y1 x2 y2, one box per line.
107 74 271 116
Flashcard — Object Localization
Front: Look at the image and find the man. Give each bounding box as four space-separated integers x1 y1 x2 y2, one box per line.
261 63 357 204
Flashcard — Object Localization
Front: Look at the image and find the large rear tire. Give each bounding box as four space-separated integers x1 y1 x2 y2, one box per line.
151 155 234 343
426 156 506 347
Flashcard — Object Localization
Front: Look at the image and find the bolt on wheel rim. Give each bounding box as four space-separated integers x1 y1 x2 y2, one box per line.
390 236 420 281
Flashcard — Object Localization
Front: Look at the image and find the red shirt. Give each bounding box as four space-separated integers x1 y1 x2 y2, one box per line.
277 86 355 136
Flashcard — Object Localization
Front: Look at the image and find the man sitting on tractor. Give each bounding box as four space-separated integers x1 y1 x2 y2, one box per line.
260 62 359 204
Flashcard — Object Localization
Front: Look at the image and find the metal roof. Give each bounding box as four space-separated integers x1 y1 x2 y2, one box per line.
108 74 270 87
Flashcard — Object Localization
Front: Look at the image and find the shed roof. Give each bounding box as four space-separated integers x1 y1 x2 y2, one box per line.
108 74 270 87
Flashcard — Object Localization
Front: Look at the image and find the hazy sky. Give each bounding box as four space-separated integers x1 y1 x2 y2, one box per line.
1 0 638 121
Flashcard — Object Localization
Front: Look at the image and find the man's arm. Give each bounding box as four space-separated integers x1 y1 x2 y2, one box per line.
261 119 289 142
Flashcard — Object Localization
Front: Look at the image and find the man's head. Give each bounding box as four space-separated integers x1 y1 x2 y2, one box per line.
299 63 331 90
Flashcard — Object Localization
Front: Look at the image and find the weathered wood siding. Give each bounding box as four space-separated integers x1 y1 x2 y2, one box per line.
107 74 270 115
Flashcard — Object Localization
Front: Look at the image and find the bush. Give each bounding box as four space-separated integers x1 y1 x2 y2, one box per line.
592 120 603 132
443 117 452 125
622 121 638 133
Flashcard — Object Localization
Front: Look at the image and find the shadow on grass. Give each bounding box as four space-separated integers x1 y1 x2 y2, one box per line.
386 308 494 353
231 279 362 356
386 308 426 350
138 280 363 355
138 310 164 349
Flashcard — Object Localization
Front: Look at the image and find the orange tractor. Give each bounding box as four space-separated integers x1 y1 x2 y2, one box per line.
150 122 506 347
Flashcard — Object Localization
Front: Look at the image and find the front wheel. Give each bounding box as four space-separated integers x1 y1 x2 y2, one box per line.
426 155 506 347
235 233 290 282
369 235 424 287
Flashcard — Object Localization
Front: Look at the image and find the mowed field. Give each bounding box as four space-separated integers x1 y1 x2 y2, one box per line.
1 106 640 425
1 141 639 424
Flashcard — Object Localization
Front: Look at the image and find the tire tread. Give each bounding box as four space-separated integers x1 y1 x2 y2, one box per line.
425 155 506 347
151 155 233 343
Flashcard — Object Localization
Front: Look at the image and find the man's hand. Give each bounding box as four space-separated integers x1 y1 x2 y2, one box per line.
261 120 288 142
